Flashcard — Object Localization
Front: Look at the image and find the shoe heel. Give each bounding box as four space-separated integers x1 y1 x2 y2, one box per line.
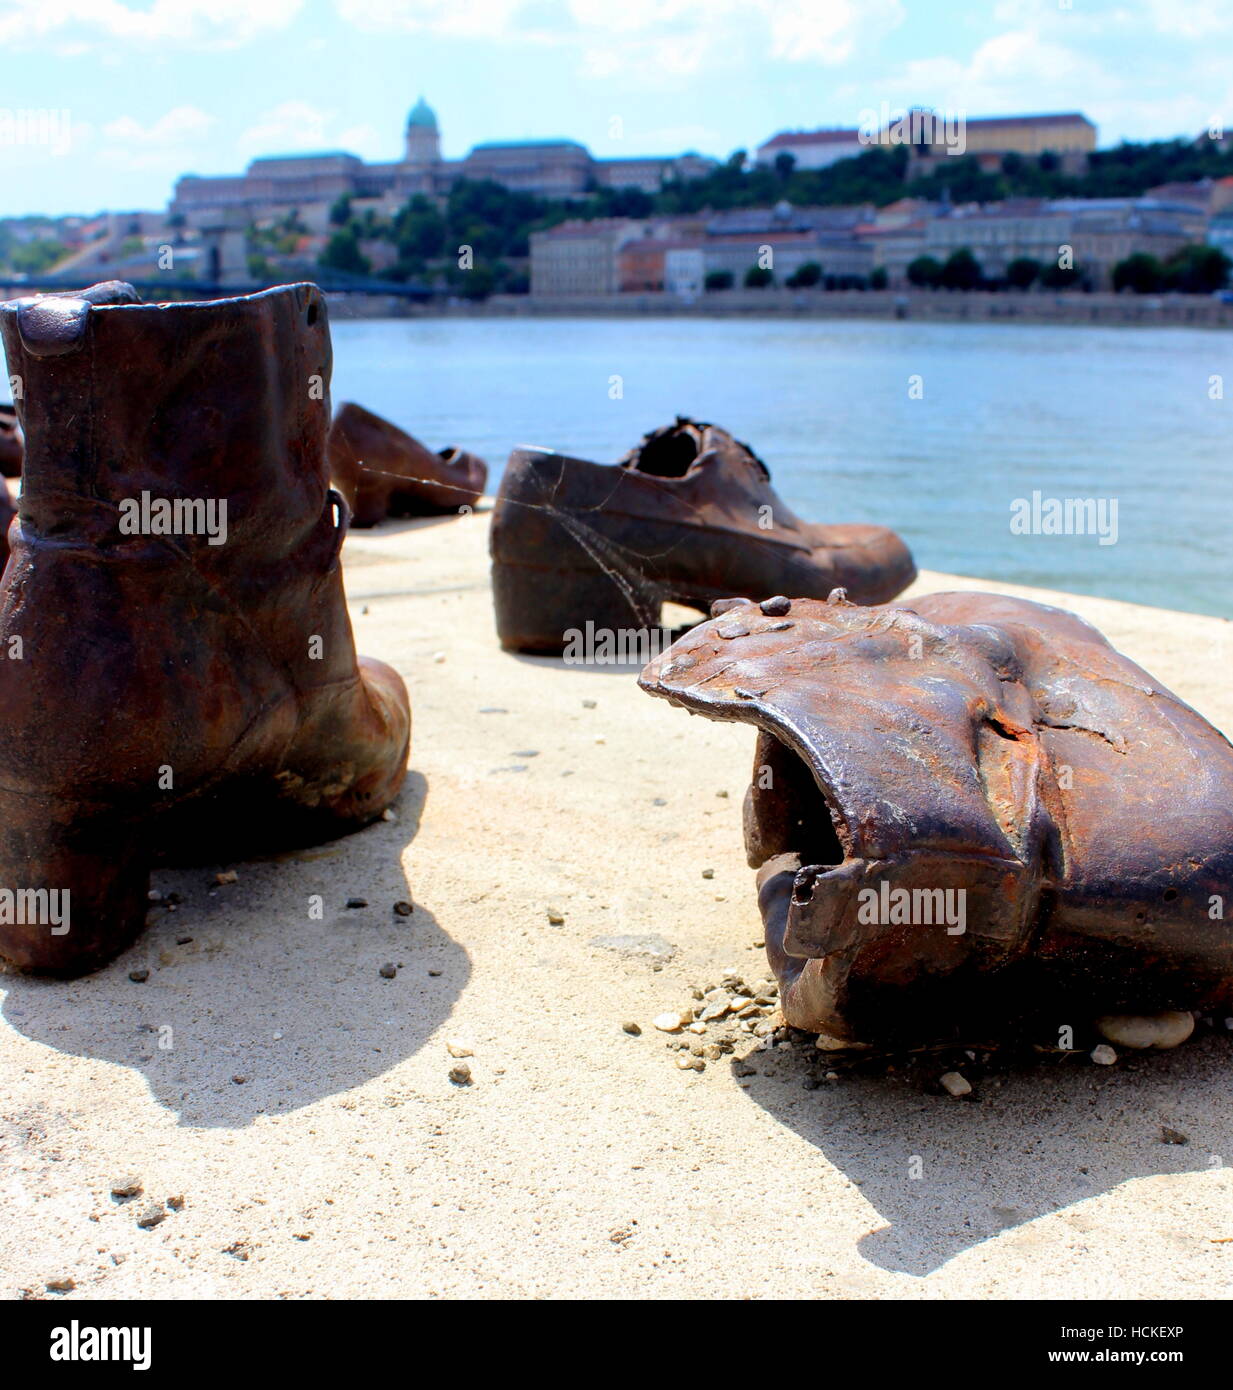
491 558 658 654
0 802 150 976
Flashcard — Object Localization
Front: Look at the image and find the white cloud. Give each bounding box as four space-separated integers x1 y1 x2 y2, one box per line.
0 0 303 50
337 0 527 40
235 103 383 159
337 0 907 75
766 0 905 66
238 102 337 157
103 105 216 148
94 104 216 171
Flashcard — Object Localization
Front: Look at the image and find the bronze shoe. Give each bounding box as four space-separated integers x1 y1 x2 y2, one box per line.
327 401 486 526
639 590 1233 1046
490 416 915 653
0 282 410 975
0 403 22 478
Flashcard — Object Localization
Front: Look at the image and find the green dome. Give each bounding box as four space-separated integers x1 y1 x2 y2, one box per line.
407 97 438 131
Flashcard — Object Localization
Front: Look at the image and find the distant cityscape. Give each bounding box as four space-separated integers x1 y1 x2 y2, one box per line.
2 100 1231 302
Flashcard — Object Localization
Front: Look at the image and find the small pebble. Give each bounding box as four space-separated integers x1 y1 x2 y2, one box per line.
393 901 414 916
45 1275 75 1292
136 1204 166 1229
760 595 791 616
546 908 565 925
582 699 596 709
1090 1044 1118 1066
110 1175 142 1199
381 808 396 821
379 963 398 979
346 897 368 910
1161 1126 1189 1145
432 652 446 663
232 1075 247 1085
215 870 238 885
449 1062 472 1085
675 1054 705 1072
939 1071 972 1097
653 1012 684 1033
446 1039 473 1058
1095 1011 1194 1051
175 934 192 946
622 1021 641 1036
167 1195 186 1211
128 968 149 984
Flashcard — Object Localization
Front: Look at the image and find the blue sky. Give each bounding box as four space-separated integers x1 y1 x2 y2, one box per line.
0 0 1230 217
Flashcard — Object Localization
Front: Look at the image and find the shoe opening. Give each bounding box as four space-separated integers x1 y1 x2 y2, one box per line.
746 729 845 872
629 426 701 478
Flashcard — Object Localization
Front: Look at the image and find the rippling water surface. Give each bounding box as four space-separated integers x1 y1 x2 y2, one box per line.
341 316 1224 617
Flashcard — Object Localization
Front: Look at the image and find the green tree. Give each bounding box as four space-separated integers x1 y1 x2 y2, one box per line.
9 238 69 274
786 260 822 287
774 151 796 181
329 195 352 228
704 269 734 290
1112 252 1165 293
1039 260 1083 289
1006 256 1042 290
907 254 943 288
1163 244 1232 293
744 265 774 288
319 228 371 276
869 266 888 290
940 247 982 290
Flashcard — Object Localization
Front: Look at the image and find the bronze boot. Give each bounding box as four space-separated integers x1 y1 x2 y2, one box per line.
0 282 410 976
639 590 1233 1046
0 403 22 478
490 416 916 653
327 401 486 525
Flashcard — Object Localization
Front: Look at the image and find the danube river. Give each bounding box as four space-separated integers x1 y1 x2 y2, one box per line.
333 314 1231 618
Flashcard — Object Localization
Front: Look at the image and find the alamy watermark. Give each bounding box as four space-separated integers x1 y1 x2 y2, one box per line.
0 109 72 157
858 103 967 156
0 887 69 934
562 621 673 666
119 493 228 546
1010 491 1118 546
857 881 967 935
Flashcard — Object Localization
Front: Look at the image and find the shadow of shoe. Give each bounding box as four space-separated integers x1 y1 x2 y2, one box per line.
0 771 469 1129
728 1030 1232 1277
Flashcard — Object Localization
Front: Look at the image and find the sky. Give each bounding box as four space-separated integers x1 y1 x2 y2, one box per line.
0 0 1230 218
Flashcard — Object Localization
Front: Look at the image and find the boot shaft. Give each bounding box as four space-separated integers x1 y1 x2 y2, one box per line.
0 282 332 566
0 283 361 798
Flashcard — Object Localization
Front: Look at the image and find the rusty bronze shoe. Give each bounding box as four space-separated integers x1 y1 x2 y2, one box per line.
0 282 411 976
490 416 915 653
0 403 22 478
639 590 1233 1047
328 401 486 526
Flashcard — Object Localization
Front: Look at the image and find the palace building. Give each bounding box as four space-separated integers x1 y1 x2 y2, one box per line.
170 98 715 231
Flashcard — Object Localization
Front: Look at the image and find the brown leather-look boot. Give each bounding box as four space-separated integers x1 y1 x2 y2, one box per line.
0 282 410 976
0 404 22 478
640 590 1233 1047
328 401 486 526
490 416 916 653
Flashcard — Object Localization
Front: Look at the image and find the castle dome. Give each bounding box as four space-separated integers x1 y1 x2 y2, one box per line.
407 97 438 131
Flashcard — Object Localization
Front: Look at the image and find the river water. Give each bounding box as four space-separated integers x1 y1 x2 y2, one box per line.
332 314 1231 618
